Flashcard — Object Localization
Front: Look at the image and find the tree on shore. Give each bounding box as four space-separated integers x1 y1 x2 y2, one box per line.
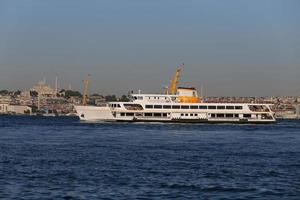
30 91 38 97
105 95 117 102
61 90 82 98
120 95 129 102
14 90 21 96
0 90 9 95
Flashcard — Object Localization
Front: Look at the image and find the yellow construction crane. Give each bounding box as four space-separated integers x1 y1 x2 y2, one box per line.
169 63 184 94
82 74 91 106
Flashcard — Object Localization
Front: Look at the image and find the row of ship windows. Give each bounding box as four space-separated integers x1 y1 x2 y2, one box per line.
211 114 252 118
119 113 250 118
110 104 121 108
120 113 168 117
133 96 170 100
145 105 243 110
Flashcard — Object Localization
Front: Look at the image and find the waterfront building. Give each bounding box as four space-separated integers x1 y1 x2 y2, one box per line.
0 95 12 104
0 104 32 115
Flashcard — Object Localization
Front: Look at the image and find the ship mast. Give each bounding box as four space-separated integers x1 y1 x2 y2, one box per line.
169 63 184 95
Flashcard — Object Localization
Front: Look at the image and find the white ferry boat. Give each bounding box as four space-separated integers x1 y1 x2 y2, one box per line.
75 88 275 124
75 66 275 123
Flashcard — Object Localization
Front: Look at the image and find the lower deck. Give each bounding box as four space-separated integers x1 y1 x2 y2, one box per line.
111 111 275 123
113 119 275 124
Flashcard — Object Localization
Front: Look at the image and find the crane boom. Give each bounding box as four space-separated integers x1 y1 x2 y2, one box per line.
169 63 184 94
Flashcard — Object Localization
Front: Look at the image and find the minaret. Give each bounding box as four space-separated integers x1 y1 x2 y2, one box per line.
55 76 58 95
38 92 41 111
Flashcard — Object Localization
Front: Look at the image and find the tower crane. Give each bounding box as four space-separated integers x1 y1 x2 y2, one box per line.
168 63 184 95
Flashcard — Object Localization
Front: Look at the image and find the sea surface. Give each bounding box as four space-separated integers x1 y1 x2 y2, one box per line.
0 116 299 200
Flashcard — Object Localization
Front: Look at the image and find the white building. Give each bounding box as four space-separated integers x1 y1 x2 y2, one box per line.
0 104 8 113
31 80 56 97
0 104 32 115
0 95 11 104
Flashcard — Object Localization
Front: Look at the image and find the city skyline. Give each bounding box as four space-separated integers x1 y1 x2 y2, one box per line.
0 0 299 96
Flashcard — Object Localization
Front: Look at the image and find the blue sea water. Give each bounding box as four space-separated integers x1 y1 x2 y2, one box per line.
0 116 299 200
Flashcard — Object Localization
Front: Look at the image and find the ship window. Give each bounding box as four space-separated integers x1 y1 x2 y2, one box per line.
243 114 251 118
154 113 162 117
124 104 143 110
172 105 180 109
195 114 198 116
226 114 234 118
190 105 198 109
145 113 152 117
217 106 225 109
154 105 162 109
162 113 167 117
135 113 143 117
199 106 207 109
181 105 189 109
190 114 194 116
185 114 188 116
145 105 153 109
163 105 171 109
117 104 121 108
121 113 125 116
249 105 270 112
181 113 184 116
226 106 234 110
235 106 243 110
208 106 216 109
235 114 239 118
126 113 134 116
217 114 225 118
211 114 216 118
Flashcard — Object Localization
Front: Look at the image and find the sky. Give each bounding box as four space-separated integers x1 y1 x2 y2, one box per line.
0 0 299 96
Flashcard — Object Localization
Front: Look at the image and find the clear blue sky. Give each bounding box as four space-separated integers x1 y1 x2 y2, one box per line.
0 0 299 96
